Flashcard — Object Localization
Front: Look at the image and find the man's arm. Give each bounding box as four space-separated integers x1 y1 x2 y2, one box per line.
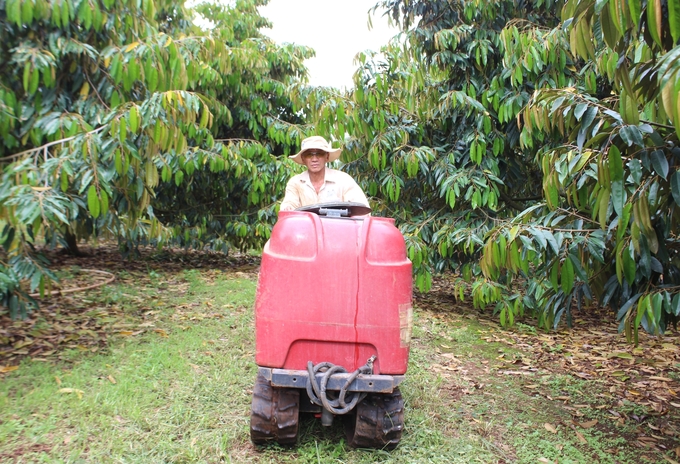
279 178 302 211
342 178 369 207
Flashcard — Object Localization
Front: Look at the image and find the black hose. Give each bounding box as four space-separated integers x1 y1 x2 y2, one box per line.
305 356 375 415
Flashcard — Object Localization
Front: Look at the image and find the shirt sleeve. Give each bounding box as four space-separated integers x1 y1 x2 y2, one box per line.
343 177 370 207
279 178 301 211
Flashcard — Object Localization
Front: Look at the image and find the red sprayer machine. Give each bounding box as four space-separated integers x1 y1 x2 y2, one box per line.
250 202 412 448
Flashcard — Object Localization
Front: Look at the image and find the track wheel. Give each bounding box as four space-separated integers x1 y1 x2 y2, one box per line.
250 373 300 445
345 388 404 450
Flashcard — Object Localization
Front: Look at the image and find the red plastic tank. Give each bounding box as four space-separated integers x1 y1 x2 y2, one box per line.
255 211 412 375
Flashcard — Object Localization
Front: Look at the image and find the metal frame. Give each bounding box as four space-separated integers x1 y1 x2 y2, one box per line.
258 367 404 394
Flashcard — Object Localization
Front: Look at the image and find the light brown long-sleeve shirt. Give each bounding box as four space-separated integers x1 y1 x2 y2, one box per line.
279 168 369 211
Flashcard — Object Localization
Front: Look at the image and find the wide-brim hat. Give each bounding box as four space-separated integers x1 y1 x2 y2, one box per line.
289 136 342 165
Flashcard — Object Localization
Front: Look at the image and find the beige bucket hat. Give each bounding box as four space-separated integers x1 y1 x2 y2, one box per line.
289 136 342 165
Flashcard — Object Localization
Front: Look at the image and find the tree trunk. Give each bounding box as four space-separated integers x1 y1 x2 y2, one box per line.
63 229 83 256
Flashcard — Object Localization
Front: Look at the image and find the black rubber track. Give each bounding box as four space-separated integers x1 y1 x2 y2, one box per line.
250 373 300 445
345 387 405 450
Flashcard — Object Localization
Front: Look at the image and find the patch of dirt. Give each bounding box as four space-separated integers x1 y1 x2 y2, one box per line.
415 274 680 461
0 442 53 462
0 243 260 367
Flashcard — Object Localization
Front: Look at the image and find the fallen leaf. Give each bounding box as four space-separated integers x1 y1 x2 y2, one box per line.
579 420 598 428
574 430 587 444
59 388 84 399
0 365 19 374
544 423 558 434
55 376 62 385
153 328 169 337
108 375 116 384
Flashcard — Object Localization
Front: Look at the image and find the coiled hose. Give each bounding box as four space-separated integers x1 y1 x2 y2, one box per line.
305 356 376 415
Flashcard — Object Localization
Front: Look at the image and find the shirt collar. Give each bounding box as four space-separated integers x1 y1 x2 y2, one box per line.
299 167 337 183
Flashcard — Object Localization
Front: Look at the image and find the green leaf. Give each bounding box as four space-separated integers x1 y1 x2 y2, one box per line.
61 0 70 26
8 0 21 26
110 91 121 108
609 145 624 216
623 244 636 283
581 106 597 131
29 67 40 94
671 171 680 206
672 293 680 316
149 66 159 92
598 187 611 229
87 185 100 218
601 5 621 47
51 0 61 26
650 150 669 179
21 0 33 24
647 0 663 47
574 103 588 120
22 64 31 92
60 170 69 192
669 0 680 43
619 125 643 147
174 170 184 186
628 0 641 28
99 189 109 217
617 203 632 242
199 106 209 129
114 149 123 174
547 178 559 209
119 118 127 145
567 252 588 281
129 106 139 134
550 260 559 291
561 258 574 294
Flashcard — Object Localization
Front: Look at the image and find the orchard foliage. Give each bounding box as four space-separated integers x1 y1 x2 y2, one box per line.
301 0 572 317
3 0 680 341
0 0 311 317
301 0 680 340
516 0 680 341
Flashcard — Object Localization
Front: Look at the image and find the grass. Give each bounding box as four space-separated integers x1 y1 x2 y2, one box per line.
1 256 678 463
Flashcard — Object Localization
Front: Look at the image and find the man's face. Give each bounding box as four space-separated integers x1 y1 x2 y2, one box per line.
301 150 329 174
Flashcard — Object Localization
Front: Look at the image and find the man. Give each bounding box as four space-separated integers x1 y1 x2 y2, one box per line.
279 136 369 211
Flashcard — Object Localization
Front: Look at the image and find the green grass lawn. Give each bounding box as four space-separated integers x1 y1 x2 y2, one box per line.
1 253 678 463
